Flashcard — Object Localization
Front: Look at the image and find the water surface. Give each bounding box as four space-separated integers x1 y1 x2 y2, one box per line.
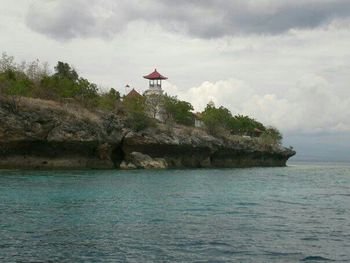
0 163 349 262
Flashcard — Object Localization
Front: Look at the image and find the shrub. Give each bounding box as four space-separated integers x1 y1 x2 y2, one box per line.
0 53 16 72
122 94 155 131
230 115 265 136
126 111 156 131
259 126 283 146
164 94 194 125
0 69 35 112
201 104 233 135
201 103 266 136
123 94 146 112
98 88 121 111
35 62 100 109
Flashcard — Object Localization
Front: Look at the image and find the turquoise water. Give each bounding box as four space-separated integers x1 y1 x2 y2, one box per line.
0 163 349 262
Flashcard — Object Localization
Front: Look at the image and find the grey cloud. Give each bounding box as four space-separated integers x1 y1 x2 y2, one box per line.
27 0 97 40
26 0 350 40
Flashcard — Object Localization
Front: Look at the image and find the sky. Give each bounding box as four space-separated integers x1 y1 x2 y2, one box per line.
1 0 350 162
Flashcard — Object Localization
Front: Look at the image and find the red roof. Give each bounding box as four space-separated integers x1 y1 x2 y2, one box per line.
125 88 142 98
143 69 168 80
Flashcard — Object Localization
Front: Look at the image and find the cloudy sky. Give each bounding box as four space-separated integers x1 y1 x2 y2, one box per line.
1 0 350 161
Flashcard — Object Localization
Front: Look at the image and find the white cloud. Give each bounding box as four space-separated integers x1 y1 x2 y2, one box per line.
164 79 252 112
164 73 350 134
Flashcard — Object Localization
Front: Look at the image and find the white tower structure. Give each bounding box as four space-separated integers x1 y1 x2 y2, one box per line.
143 69 168 96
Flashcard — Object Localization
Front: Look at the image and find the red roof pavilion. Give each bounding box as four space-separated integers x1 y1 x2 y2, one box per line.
125 88 142 98
143 69 168 80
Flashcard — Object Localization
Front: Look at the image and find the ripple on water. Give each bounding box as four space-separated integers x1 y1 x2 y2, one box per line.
301 256 333 261
0 164 349 262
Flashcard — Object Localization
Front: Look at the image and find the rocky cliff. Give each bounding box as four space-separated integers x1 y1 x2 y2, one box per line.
0 97 295 169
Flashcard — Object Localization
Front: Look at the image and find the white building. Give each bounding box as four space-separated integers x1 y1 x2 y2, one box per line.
143 69 167 96
143 69 168 121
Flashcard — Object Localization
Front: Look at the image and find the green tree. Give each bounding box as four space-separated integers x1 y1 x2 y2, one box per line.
108 88 120 100
75 78 99 107
123 94 146 113
123 94 155 131
54 62 78 81
38 61 99 108
230 115 265 135
37 61 79 99
98 88 121 111
0 69 34 112
201 104 267 136
201 104 233 134
164 95 194 125
260 126 283 145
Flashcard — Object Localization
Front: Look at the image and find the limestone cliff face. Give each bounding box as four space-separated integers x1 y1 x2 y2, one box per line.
0 97 295 170
0 97 125 169
122 128 295 168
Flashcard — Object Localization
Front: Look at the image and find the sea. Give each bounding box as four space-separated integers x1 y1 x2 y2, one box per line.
0 162 349 262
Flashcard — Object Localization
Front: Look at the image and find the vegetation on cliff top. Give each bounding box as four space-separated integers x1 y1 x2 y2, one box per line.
0 52 283 145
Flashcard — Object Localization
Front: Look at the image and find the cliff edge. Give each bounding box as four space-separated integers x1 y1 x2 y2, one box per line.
0 97 295 169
